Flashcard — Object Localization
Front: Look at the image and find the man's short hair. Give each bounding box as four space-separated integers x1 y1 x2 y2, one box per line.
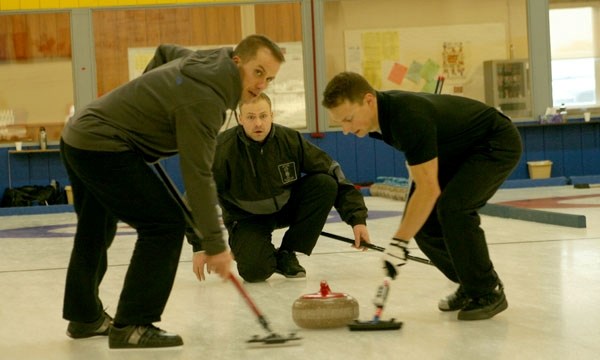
322 72 375 108
234 34 285 64
239 92 272 113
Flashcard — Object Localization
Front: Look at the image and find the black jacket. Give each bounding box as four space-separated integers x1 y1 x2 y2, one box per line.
213 123 368 226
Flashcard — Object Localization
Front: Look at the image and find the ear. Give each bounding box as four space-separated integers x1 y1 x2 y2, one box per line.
232 55 241 65
364 93 375 107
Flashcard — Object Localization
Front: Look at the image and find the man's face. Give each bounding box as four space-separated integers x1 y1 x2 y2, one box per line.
234 47 281 104
327 94 377 138
239 98 273 142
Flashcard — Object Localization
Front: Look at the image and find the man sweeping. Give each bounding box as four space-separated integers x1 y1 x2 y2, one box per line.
60 34 284 348
322 71 522 321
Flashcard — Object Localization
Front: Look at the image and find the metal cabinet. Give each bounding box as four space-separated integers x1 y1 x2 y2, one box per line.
484 59 532 118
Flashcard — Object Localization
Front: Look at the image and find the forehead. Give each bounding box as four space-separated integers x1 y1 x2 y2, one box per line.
244 48 279 69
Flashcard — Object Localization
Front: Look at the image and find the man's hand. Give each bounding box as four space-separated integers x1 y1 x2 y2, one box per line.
192 250 233 281
381 238 409 279
352 224 370 250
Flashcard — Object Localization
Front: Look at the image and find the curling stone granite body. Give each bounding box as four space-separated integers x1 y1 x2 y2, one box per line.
292 281 359 329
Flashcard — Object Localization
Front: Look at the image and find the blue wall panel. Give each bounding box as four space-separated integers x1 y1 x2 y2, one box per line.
562 126 583 176
522 127 546 162
373 140 396 178
1 122 600 200
307 134 336 158
335 132 358 182
543 126 564 177
354 136 376 183
581 125 600 175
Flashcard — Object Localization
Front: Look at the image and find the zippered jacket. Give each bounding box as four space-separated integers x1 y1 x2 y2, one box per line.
213 123 368 227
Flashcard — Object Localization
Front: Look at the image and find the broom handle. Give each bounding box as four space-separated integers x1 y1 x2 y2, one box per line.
153 162 203 239
229 273 273 333
320 231 433 266
153 162 274 333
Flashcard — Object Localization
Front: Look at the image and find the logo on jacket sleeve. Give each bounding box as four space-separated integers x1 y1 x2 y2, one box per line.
278 162 297 184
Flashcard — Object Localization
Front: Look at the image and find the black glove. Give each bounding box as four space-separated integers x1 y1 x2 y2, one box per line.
381 237 409 279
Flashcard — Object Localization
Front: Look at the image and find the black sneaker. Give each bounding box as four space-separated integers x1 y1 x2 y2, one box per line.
275 250 306 278
108 324 183 349
66 311 113 339
458 282 508 321
438 286 471 312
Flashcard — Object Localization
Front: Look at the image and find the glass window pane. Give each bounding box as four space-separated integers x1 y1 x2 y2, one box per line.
551 58 596 107
549 5 599 109
549 7 594 59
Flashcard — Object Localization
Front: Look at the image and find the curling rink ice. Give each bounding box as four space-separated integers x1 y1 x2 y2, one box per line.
1 185 600 360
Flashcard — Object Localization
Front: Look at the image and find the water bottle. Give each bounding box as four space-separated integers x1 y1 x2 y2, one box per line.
39 127 47 150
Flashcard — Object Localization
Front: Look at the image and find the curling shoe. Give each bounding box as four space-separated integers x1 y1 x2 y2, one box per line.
108 324 183 349
438 285 470 312
457 282 508 321
275 250 306 278
66 311 112 339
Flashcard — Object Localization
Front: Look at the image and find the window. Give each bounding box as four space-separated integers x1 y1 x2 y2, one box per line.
549 6 598 109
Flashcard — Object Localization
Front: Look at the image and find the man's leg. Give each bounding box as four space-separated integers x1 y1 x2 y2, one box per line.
277 174 337 254
61 143 186 345
436 128 521 319
271 174 338 278
227 218 278 282
61 142 117 338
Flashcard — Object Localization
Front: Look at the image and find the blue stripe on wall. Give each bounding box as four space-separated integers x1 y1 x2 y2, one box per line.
1 122 599 197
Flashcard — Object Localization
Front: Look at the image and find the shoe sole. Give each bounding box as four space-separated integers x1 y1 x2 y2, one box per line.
109 344 183 350
109 337 184 349
438 305 466 312
457 296 508 321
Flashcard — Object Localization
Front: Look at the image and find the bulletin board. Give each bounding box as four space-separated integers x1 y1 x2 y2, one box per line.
344 23 506 101
128 42 307 129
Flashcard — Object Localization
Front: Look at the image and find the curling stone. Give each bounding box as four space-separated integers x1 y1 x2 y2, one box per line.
292 280 359 329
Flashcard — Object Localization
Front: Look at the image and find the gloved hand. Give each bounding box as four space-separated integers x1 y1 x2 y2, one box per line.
382 238 409 279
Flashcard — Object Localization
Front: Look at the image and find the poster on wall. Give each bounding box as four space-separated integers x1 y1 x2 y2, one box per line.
128 42 306 129
344 23 506 101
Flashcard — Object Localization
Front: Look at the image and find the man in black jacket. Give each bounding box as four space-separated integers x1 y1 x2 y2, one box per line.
202 93 370 283
60 35 284 348
323 72 522 321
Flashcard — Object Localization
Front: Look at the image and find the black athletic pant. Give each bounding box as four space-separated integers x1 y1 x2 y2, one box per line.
60 141 186 325
413 119 522 298
227 173 338 282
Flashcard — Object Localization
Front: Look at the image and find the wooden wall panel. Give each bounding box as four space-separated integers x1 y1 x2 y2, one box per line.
11 15 29 60
254 2 302 42
55 13 71 57
92 6 242 96
0 16 9 60
38 13 58 57
0 13 70 61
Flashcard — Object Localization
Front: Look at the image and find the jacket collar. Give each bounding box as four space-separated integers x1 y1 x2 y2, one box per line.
235 123 277 146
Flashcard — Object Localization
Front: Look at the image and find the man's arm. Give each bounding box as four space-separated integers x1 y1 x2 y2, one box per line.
393 157 441 241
